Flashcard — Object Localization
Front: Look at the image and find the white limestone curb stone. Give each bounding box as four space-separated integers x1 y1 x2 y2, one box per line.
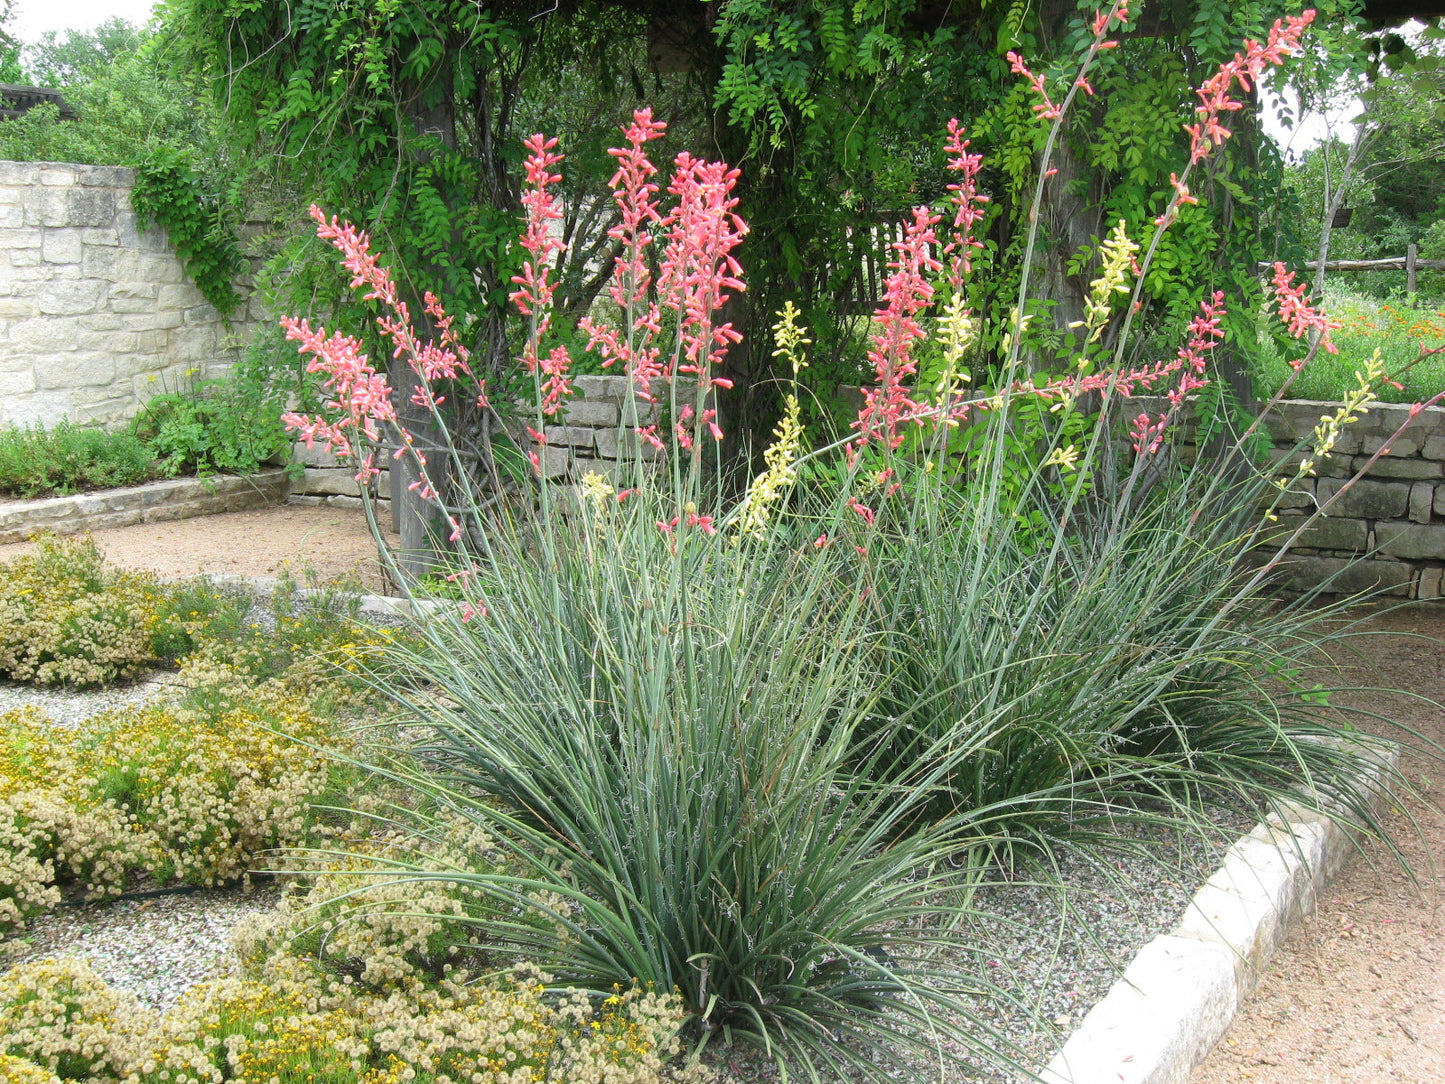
1042 745 1401 1084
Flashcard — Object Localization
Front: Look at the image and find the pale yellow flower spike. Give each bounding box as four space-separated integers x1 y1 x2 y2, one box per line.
1043 444 1080 472
579 470 615 510
1294 347 1387 481
736 303 811 539
1083 220 1139 344
932 294 976 403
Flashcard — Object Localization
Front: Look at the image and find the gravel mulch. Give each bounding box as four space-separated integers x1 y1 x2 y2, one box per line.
0 637 1244 1076
2 885 283 1011
0 672 182 726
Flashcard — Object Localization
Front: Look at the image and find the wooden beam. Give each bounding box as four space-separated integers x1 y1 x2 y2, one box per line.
1261 257 1445 272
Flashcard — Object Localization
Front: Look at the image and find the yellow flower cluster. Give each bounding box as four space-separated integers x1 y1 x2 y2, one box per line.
0 539 156 686
233 813 511 992
0 957 695 1084
735 304 810 539
0 537 248 687
1082 219 1139 346
0 689 340 937
0 1054 61 1084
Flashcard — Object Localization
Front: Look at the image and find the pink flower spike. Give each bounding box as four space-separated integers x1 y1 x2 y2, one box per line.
1187 13 1314 165
1271 263 1340 357
853 205 940 456
686 512 717 536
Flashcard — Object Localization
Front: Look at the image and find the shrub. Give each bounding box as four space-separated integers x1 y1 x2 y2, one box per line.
0 687 344 934
0 421 157 499
0 958 152 1080
0 537 251 686
281 11 1422 1080
0 538 392 691
130 334 304 479
232 811 520 991
0 538 156 686
0 958 690 1084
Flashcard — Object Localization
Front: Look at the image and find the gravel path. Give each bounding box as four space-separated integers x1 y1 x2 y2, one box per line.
1191 603 1445 1084
0 672 181 725
3 885 282 1011
0 503 394 591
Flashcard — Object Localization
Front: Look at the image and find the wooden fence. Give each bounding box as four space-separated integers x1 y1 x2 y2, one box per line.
1262 245 1445 295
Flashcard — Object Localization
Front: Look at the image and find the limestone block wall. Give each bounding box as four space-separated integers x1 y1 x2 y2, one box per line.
0 160 251 429
290 374 685 506
1250 399 1445 598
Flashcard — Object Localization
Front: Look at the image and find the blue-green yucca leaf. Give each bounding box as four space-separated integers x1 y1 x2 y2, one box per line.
363 493 1038 1080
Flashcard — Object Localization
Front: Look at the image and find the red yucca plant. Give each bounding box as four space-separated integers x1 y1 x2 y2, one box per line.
277 5 1427 1080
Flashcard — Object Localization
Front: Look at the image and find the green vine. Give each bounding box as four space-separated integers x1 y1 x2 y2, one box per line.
132 145 243 316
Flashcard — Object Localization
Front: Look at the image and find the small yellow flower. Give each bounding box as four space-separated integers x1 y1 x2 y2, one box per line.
736 303 810 539
1043 444 1080 472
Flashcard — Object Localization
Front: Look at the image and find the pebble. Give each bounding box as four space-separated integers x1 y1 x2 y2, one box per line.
3 885 282 1010
0 673 180 727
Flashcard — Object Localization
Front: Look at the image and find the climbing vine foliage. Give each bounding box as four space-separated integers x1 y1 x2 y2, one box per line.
164 0 547 374
132 147 243 316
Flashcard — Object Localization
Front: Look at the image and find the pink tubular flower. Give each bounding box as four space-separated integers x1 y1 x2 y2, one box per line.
943 119 988 288
512 133 574 415
1129 412 1170 457
849 499 876 526
1271 263 1340 363
686 511 717 536
1166 292 1226 407
284 206 472 505
658 153 748 380
658 151 747 451
580 109 668 399
280 317 396 480
579 111 749 460
1186 13 1314 165
854 206 942 455
1007 3 1129 125
1007 51 1062 120
1122 293 1226 458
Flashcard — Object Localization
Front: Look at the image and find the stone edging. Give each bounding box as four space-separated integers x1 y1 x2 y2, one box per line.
1042 747 1399 1084
0 469 290 544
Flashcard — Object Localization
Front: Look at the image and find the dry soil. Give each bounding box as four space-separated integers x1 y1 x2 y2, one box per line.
0 503 397 591
1192 604 1445 1084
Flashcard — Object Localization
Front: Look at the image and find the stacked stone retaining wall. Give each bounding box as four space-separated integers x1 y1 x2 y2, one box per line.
0 470 289 544
1245 398 1445 597
0 160 256 429
291 374 688 509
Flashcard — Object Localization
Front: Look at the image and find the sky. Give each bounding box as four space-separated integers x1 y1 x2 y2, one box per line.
1262 83 1362 160
7 0 159 43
